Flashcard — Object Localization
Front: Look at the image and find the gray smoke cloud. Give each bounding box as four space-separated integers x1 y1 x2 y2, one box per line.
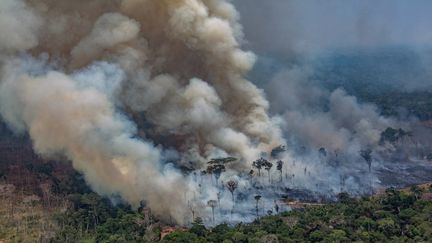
268 67 395 152
0 0 284 224
0 0 41 53
235 0 432 55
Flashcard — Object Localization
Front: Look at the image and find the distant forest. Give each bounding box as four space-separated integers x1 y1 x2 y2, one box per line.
317 48 432 120
252 47 432 120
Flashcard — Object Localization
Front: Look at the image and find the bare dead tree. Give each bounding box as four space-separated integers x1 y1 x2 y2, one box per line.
206 157 236 187
360 149 373 172
249 170 255 177
276 160 284 182
206 164 225 186
254 195 262 217
252 158 266 176
274 200 280 214
207 200 218 224
188 200 196 222
40 183 51 208
217 192 223 214
360 149 373 194
226 180 238 202
264 160 273 183
340 175 348 192
319 147 327 157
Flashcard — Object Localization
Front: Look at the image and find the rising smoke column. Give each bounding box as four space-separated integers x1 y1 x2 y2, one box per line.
0 0 283 223
271 70 394 153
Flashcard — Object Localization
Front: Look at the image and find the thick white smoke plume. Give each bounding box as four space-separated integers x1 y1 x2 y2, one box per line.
0 0 41 53
0 0 283 224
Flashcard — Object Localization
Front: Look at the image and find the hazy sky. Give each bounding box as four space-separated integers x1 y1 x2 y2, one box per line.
234 0 432 55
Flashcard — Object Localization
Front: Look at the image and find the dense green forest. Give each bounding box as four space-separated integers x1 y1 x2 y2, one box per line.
49 184 432 243
161 186 432 243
